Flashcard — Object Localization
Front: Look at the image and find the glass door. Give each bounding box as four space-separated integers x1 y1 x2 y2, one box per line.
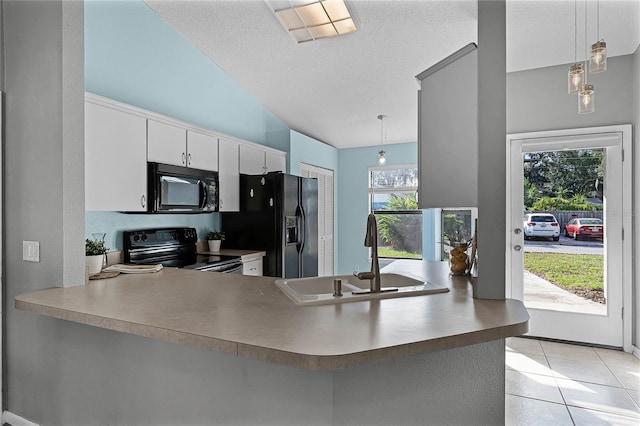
507 129 629 348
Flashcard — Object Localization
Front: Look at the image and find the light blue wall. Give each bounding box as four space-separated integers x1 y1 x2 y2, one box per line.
337 142 424 274
84 0 289 248
86 213 221 252
289 130 338 176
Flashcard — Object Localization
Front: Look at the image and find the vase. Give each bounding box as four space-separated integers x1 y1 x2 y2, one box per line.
208 239 222 253
86 254 104 276
448 243 469 276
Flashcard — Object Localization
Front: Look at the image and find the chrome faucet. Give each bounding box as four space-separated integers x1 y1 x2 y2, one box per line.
354 213 382 293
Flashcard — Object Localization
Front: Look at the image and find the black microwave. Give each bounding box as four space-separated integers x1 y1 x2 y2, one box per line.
148 163 218 213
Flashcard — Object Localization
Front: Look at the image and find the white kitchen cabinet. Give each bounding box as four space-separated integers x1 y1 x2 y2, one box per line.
239 144 266 174
239 144 286 175
187 130 218 171
147 121 218 171
242 258 263 276
85 101 148 211
147 120 187 167
265 151 286 173
218 138 240 212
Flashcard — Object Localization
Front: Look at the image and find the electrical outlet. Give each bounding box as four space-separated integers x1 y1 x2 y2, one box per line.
23 241 40 262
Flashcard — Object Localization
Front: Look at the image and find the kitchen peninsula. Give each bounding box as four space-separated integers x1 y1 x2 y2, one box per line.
16 261 527 425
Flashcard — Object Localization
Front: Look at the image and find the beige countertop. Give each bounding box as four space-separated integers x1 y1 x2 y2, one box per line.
15 261 528 370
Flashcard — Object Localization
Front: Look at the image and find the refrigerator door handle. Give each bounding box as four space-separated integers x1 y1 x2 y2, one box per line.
296 205 306 254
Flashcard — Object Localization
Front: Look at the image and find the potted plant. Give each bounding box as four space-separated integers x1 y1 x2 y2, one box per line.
86 237 108 276
206 230 225 253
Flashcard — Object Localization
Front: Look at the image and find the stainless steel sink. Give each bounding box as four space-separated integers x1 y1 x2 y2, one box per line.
274 273 449 306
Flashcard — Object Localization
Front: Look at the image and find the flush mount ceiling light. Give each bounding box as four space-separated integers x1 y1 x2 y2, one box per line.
269 0 357 43
377 114 387 165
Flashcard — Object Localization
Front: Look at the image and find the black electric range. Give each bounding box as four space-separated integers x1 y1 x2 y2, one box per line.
123 228 243 273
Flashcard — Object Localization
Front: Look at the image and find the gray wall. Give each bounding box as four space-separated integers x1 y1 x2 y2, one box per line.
507 55 634 134
477 0 507 299
633 45 640 348
3 0 84 416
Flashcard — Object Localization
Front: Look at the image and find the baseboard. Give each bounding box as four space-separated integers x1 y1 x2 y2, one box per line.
633 345 640 360
2 411 40 426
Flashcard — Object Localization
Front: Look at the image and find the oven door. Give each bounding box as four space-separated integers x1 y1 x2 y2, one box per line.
198 261 244 274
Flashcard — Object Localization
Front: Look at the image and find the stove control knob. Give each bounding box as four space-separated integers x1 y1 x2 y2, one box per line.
141 234 148 242
133 235 140 242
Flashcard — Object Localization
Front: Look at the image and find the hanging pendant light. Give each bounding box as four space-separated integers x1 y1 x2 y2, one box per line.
568 0 584 93
579 84 595 114
579 0 595 114
589 0 607 73
377 114 387 165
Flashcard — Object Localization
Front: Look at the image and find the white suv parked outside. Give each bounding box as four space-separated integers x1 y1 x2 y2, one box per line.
523 213 560 241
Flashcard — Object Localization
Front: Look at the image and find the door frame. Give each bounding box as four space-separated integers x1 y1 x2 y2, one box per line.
506 125 632 352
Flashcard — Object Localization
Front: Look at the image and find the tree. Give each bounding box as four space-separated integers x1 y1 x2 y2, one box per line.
376 194 421 254
523 149 604 201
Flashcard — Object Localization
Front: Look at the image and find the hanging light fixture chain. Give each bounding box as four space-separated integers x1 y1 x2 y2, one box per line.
584 0 588 84
574 0 578 63
597 0 600 41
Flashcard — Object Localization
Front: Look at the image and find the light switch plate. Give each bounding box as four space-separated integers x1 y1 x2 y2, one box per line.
23 241 40 262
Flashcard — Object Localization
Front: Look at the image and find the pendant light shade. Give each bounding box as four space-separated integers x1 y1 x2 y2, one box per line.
590 40 607 73
568 63 584 94
378 150 386 165
578 84 595 114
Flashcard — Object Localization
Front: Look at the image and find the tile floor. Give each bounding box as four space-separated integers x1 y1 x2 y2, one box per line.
505 337 640 425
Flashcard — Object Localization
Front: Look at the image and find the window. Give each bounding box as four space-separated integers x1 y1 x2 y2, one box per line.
440 209 474 261
368 166 422 259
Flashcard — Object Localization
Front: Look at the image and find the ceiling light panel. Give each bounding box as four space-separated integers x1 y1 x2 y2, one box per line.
321 0 349 21
296 2 329 27
333 18 356 35
267 0 356 43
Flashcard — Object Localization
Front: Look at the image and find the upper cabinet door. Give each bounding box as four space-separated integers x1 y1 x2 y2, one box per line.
218 138 240 212
265 151 286 173
239 144 266 174
187 130 218 171
85 102 147 212
147 120 187 167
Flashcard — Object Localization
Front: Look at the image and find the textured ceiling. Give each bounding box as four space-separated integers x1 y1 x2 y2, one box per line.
145 0 640 149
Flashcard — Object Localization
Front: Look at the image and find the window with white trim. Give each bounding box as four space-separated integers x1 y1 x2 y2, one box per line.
368 165 422 259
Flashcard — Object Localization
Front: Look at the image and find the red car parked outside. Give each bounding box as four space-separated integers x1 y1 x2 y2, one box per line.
564 218 604 240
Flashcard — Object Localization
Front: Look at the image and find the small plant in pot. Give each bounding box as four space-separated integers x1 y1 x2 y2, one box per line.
86 237 108 276
206 230 225 253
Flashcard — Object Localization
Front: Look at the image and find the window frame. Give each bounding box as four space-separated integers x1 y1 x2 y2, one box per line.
368 164 422 260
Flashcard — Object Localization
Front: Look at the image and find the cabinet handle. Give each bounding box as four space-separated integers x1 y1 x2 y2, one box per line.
182 152 186 165
141 194 146 208
188 153 192 166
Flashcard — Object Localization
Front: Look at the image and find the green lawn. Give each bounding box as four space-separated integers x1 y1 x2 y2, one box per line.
378 247 422 259
524 252 603 291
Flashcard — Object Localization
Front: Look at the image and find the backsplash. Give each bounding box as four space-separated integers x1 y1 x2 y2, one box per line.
85 211 221 251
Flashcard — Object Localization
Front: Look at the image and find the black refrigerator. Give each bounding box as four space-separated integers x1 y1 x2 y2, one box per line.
222 172 318 278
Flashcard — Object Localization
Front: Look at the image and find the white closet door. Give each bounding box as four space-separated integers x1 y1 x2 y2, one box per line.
301 163 334 276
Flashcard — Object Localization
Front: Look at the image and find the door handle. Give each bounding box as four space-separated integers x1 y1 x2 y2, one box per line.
514 245 522 252
514 228 522 235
